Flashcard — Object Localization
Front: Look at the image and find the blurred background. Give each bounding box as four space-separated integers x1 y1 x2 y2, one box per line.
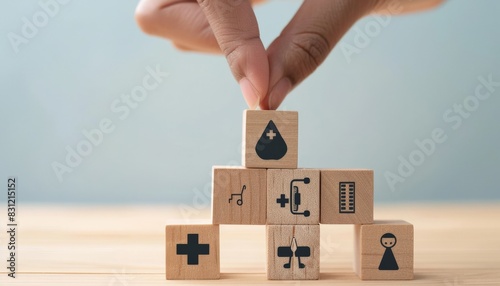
0 0 499 205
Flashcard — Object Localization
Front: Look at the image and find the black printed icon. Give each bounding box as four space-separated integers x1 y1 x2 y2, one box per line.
277 237 310 269
229 185 246 206
255 120 287 160
339 182 355 213
378 233 399 270
176 234 210 265
276 178 310 217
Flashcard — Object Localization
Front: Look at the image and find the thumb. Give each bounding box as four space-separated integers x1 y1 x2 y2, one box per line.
197 0 269 109
262 0 375 110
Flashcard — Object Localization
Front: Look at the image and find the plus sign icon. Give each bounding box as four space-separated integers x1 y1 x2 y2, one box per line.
277 194 290 208
176 234 210 265
255 120 288 160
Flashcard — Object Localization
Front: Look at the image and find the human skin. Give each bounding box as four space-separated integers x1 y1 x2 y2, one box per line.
135 0 444 110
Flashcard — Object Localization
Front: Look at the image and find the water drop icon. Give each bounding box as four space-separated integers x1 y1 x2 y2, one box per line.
255 120 287 160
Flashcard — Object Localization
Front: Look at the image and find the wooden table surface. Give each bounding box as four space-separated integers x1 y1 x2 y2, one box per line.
1 203 499 285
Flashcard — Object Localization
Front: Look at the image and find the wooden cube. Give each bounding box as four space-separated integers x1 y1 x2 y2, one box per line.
242 110 298 169
267 169 320 225
166 224 220 280
354 220 414 280
320 169 373 224
212 166 266 225
267 225 320 280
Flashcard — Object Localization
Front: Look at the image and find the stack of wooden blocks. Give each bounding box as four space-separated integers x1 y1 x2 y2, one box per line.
165 110 414 280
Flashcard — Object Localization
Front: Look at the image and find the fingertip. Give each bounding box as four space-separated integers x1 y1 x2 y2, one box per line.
259 98 270 110
268 77 292 110
239 77 260 110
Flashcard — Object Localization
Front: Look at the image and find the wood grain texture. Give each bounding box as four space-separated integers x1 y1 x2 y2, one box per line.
0 203 499 285
165 225 220 280
242 110 298 169
320 169 373 224
212 166 266 225
267 169 320 225
267 225 320 280
354 220 414 280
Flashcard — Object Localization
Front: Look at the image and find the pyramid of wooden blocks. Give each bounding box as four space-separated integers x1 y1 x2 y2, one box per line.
165 109 414 281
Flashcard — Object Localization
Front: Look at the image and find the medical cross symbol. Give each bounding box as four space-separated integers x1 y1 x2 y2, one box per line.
276 194 289 208
176 234 210 265
266 129 277 140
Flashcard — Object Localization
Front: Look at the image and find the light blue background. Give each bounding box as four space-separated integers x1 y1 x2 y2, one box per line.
1 0 499 204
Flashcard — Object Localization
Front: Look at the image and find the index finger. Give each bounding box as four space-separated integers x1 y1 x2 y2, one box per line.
197 0 269 109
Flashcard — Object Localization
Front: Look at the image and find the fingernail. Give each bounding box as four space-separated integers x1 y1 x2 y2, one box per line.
268 78 292 110
239 77 260 110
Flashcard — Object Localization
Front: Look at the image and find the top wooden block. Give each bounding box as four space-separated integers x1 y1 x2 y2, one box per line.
242 110 298 169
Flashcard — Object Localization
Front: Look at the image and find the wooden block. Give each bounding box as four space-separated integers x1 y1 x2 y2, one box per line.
267 169 320 225
165 224 220 280
267 224 320 280
212 166 266 225
242 110 298 169
320 169 373 224
354 220 414 280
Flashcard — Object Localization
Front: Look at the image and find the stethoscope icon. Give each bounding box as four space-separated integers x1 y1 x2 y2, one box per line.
290 177 310 217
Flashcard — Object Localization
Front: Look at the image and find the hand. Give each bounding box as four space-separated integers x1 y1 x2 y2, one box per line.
135 0 444 110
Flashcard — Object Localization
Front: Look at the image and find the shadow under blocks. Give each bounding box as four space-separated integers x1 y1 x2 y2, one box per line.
165 109 414 280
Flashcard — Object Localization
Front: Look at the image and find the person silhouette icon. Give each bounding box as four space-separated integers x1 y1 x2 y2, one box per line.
378 233 399 270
